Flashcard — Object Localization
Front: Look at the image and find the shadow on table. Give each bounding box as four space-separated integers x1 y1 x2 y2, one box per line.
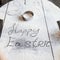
0 19 3 37
49 0 60 8
0 0 12 7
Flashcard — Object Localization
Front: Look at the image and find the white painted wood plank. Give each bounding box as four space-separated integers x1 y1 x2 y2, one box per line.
42 0 60 60
0 0 57 60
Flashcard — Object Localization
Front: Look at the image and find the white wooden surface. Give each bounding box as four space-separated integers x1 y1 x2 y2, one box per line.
0 0 60 60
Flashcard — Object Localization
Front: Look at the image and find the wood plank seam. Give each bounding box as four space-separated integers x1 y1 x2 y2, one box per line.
40 0 55 60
